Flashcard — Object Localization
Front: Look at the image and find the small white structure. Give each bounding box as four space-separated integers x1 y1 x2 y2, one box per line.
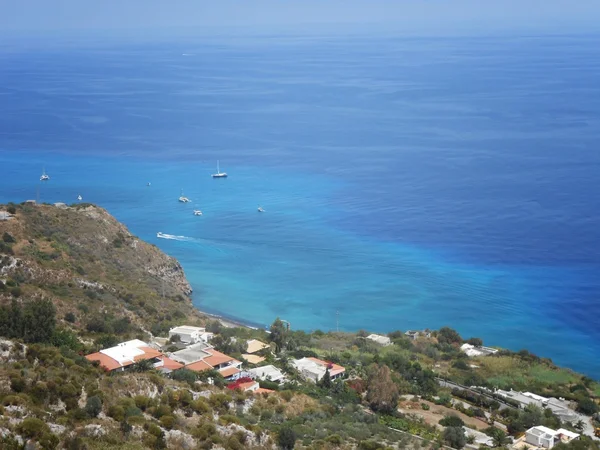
248 365 285 383
291 357 345 383
0 211 13 221
366 334 392 346
405 330 431 340
525 426 579 449
460 343 498 357
168 326 213 344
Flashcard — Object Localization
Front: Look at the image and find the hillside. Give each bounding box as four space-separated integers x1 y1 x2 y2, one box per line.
0 202 204 338
0 202 599 450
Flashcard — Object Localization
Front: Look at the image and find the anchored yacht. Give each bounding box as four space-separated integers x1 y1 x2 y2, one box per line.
212 160 228 178
40 167 49 181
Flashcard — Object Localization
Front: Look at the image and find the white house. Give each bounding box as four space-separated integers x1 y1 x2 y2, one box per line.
291 357 345 383
366 334 392 346
248 365 285 383
525 426 579 449
169 325 213 344
460 343 498 357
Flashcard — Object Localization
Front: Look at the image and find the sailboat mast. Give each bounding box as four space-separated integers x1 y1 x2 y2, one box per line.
217 160 220 173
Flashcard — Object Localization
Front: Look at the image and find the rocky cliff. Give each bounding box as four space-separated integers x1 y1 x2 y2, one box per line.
0 202 204 336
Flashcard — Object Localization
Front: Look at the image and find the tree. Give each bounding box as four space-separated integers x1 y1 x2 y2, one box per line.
366 364 399 414
318 368 332 389
443 426 466 449
131 359 154 372
437 327 462 345
269 318 288 353
85 396 103 418
488 428 509 448
22 299 56 343
278 424 297 450
466 337 483 346
576 398 599 415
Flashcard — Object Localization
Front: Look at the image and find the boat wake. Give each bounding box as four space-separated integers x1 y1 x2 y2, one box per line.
156 232 192 241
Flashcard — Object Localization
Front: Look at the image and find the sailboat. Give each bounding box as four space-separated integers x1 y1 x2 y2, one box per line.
40 167 50 181
77 195 83 201
178 189 191 203
211 160 228 178
193 209 203 216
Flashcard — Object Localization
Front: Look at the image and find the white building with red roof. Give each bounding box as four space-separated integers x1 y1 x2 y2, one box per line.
85 339 182 373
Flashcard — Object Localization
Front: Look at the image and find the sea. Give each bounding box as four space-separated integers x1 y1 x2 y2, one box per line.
1 31 599 377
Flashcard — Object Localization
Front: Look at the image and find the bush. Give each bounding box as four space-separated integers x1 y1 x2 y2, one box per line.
278 424 297 450
64 312 76 323
108 405 125 422
18 417 50 439
7 205 16 214
439 415 465 427
577 398 599 415
443 426 466 449
160 415 176 429
2 232 16 243
85 396 102 418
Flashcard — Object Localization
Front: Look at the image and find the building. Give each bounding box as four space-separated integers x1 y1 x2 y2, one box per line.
246 339 270 354
227 378 260 393
460 343 499 357
291 357 345 383
168 325 213 344
242 354 266 364
171 343 242 380
405 330 431 340
525 426 579 449
248 365 286 384
85 339 181 373
366 334 392 346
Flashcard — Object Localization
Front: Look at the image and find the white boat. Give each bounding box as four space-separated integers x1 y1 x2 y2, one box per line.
193 210 203 216
40 167 49 181
258 206 265 213
157 232 166 238
212 160 228 178
77 195 82 201
178 189 191 203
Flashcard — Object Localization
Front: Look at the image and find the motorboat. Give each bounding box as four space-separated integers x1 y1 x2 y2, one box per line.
157 232 166 238
193 210 203 216
258 206 265 213
212 160 228 178
40 167 49 181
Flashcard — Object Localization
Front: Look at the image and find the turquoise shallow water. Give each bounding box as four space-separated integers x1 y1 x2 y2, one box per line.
1 33 599 376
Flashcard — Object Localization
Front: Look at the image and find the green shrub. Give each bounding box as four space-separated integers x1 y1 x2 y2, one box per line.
439 415 465 427
2 232 16 243
108 405 125 422
160 415 176 429
64 312 76 323
18 417 50 439
85 396 102 418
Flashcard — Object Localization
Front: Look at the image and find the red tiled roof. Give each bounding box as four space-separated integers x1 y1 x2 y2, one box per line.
135 346 163 361
255 388 275 394
203 349 237 367
185 360 214 372
307 357 345 377
159 356 184 371
86 352 123 371
219 366 241 378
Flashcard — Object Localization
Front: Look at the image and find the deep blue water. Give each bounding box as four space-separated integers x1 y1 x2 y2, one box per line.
1 33 599 376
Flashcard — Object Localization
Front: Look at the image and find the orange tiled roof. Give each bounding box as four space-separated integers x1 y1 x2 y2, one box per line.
235 381 258 391
219 366 241 378
159 356 184 371
255 388 275 394
307 357 345 376
185 360 214 372
85 352 124 371
203 349 237 367
135 346 163 361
